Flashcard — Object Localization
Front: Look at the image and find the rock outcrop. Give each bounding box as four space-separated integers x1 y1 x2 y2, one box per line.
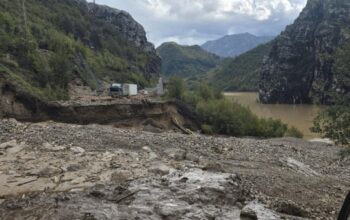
87 2 161 80
0 0 161 101
89 3 155 53
260 0 350 104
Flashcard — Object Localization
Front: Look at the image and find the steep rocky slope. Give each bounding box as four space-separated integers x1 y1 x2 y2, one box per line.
208 42 272 91
0 119 348 219
0 0 160 101
260 0 350 104
202 33 274 57
157 42 220 78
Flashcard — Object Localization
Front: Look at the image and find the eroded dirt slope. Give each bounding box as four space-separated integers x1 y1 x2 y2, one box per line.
0 119 349 220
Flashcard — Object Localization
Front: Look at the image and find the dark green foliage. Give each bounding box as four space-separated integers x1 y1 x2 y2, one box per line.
285 126 304 138
167 76 187 100
170 78 302 138
313 106 350 146
0 0 156 100
201 124 214 135
208 42 272 91
157 42 220 78
313 40 350 155
194 98 290 137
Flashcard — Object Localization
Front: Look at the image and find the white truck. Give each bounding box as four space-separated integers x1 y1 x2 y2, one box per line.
109 83 138 97
122 84 138 96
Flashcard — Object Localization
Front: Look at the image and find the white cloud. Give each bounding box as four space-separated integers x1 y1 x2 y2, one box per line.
89 0 307 46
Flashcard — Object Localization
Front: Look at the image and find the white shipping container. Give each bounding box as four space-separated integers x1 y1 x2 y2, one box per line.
122 84 138 96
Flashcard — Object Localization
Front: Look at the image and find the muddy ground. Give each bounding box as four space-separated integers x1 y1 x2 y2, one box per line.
0 119 349 220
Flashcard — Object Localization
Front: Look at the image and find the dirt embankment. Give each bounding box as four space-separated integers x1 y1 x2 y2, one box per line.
0 81 197 131
0 119 349 220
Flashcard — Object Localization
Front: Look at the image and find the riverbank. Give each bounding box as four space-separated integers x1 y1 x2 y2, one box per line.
0 119 348 219
225 92 325 139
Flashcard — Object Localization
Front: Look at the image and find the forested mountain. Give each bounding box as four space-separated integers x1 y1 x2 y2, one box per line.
208 42 272 91
0 0 160 100
157 42 220 78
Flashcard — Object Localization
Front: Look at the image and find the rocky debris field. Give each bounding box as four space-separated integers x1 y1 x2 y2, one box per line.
0 119 349 220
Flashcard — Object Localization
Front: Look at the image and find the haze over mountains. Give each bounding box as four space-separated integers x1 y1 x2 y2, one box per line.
157 34 273 91
201 33 274 57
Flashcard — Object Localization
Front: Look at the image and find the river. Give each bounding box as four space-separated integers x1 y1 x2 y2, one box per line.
225 92 325 139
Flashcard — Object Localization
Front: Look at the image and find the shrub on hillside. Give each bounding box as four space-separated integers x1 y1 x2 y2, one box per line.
169 78 302 138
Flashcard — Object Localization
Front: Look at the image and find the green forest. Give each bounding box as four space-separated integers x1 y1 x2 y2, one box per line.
208 42 272 91
157 42 220 78
0 0 157 100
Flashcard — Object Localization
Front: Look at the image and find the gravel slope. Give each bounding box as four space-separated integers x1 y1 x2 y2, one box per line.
0 119 349 219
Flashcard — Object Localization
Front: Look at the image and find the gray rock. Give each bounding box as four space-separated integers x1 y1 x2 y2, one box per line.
37 166 62 178
0 140 25 154
71 146 85 154
111 170 132 185
71 177 86 185
240 207 258 220
0 140 17 149
66 164 82 172
185 152 200 163
164 148 186 161
149 163 173 176
43 143 66 151
260 0 350 104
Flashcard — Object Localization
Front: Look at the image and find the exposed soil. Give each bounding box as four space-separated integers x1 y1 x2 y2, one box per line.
0 81 197 133
0 119 349 220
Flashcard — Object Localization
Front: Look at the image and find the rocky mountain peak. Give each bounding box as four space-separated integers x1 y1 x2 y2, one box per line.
259 0 350 104
88 3 156 53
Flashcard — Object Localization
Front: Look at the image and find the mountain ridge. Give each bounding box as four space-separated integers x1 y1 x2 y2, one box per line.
208 42 273 91
201 33 274 57
157 42 220 78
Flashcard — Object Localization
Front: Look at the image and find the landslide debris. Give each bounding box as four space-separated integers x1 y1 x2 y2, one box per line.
0 119 349 219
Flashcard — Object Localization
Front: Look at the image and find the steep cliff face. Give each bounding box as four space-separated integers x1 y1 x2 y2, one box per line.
89 3 161 80
90 3 155 53
260 0 350 104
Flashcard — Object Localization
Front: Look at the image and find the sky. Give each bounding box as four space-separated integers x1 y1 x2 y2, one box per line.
88 0 307 46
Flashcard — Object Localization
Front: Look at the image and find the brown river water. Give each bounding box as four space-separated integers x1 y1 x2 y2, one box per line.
225 92 326 139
